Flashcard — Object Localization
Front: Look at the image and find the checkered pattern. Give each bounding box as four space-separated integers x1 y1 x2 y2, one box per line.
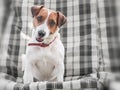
0 75 99 90
0 0 120 90
97 0 120 72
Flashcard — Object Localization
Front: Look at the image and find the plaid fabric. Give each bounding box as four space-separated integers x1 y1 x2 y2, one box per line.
0 0 120 90
97 0 120 72
0 75 99 90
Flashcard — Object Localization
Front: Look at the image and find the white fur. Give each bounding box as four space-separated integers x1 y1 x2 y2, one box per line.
22 11 64 84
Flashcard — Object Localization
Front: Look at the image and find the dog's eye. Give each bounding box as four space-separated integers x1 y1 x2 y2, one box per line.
49 20 56 26
37 16 43 22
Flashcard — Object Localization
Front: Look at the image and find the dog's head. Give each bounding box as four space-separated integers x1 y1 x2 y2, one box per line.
31 5 66 42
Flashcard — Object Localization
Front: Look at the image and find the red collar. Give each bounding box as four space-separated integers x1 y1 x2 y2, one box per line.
28 37 57 48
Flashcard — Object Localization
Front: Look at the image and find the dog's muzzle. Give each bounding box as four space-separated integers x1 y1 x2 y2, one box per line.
36 30 46 42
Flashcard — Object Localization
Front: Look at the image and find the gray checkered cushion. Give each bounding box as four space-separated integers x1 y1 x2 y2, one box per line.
97 0 120 72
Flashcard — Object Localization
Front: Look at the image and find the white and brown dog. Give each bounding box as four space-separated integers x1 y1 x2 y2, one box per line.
22 5 66 84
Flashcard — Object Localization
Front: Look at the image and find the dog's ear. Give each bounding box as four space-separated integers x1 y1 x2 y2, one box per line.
31 5 44 17
57 12 67 27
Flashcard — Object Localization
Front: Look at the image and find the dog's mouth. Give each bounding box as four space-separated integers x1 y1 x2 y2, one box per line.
36 37 44 42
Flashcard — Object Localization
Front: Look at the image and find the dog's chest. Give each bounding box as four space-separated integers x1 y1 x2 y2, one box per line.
27 46 59 79
28 46 58 64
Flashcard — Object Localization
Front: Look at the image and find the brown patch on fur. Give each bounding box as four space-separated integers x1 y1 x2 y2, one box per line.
47 12 58 34
31 5 44 17
57 12 67 27
33 8 48 28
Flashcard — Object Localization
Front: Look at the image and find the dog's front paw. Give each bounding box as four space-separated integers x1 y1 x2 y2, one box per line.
21 54 26 71
23 73 33 84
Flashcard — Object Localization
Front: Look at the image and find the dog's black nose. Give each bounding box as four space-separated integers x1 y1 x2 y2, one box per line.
38 30 46 37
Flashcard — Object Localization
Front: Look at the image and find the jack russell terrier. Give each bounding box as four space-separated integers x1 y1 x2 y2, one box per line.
22 5 66 84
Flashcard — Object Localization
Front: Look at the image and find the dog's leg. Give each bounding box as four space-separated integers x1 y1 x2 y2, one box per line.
51 63 64 82
23 64 33 83
57 64 64 82
23 56 33 84
22 54 26 71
